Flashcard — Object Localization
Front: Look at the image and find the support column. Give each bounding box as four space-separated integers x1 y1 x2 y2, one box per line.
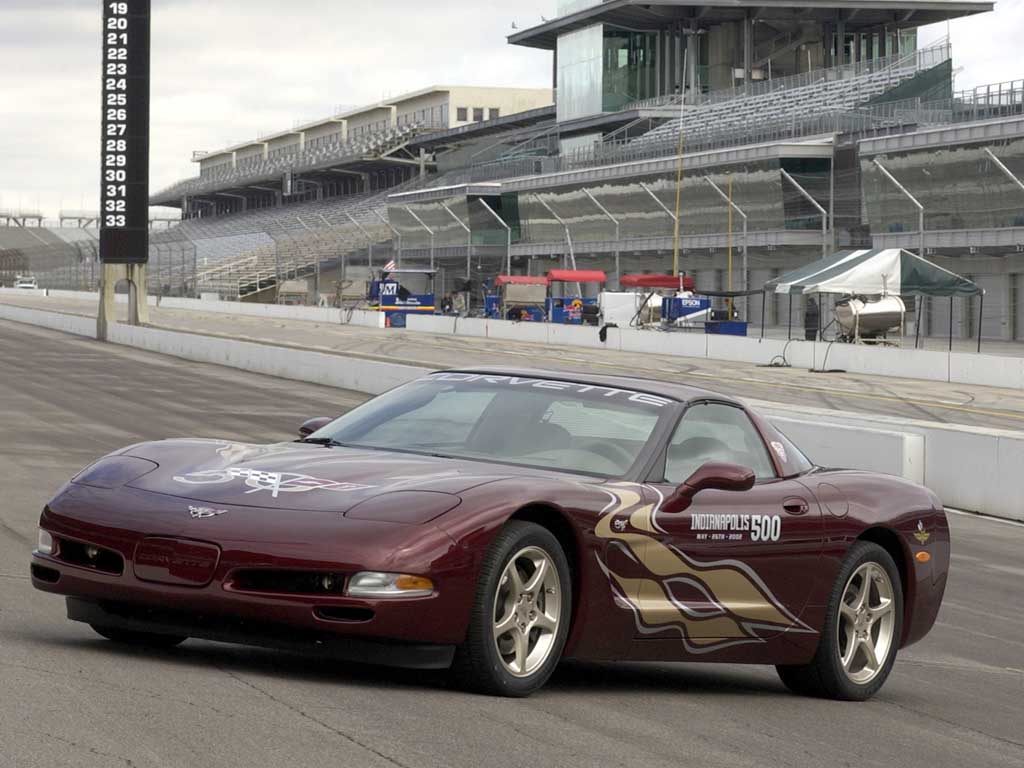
743 14 753 91
836 19 846 65
687 31 698 100
822 22 834 68
97 262 148 341
878 26 887 57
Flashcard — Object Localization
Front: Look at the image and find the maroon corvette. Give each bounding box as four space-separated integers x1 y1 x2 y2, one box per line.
31 368 948 698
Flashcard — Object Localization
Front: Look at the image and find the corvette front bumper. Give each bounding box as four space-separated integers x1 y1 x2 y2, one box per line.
31 484 480 656
63 596 455 669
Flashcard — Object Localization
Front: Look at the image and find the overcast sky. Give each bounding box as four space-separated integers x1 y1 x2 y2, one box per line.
0 0 1021 218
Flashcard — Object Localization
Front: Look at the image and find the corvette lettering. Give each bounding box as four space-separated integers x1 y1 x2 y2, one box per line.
430 373 672 408
173 467 374 498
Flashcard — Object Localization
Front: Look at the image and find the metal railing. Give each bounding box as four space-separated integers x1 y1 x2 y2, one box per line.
626 37 950 111
466 97 950 181
152 119 445 201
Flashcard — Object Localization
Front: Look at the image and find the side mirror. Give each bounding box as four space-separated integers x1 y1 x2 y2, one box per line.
298 416 333 438
662 462 756 514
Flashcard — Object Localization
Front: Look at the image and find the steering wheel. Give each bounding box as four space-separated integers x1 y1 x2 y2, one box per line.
578 440 635 468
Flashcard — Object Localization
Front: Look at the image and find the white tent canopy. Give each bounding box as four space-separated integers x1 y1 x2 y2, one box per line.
767 249 983 297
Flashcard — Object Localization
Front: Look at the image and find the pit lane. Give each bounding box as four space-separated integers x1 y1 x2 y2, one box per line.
0 320 1021 768
3 292 1024 430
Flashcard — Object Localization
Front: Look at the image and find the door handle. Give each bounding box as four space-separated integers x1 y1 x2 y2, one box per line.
782 497 809 515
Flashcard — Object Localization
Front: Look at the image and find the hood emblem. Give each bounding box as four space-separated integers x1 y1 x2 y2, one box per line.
913 520 931 544
173 466 374 499
189 505 226 519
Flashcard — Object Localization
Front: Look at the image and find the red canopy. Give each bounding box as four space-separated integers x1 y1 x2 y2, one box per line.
495 275 549 286
619 273 695 290
547 269 607 284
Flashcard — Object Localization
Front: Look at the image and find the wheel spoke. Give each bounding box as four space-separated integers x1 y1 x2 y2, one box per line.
506 562 525 595
860 636 880 671
840 629 857 670
523 558 548 593
512 629 529 674
494 609 518 638
840 601 858 623
533 608 556 634
855 570 873 610
871 596 894 621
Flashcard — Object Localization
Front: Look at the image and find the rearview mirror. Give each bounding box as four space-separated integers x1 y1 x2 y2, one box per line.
662 462 756 515
298 417 333 438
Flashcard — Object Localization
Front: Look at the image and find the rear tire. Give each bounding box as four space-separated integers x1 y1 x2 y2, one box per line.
776 541 902 701
90 624 187 649
451 521 572 697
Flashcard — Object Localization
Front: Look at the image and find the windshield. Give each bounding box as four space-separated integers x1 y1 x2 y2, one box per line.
312 373 675 477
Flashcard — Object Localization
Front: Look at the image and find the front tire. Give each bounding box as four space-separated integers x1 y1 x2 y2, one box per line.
90 624 187 649
777 541 902 701
451 521 572 697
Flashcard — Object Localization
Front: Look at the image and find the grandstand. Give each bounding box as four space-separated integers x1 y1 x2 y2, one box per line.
16 0 1024 342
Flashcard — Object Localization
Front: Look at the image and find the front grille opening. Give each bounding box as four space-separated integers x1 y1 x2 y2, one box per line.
31 564 60 583
229 569 347 596
57 539 124 575
315 606 375 623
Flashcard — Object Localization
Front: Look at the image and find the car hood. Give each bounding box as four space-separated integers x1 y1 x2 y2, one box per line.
122 438 518 512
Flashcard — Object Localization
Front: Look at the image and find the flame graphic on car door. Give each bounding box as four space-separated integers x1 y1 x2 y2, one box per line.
595 483 814 653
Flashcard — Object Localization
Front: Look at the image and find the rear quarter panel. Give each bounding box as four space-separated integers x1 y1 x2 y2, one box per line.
803 470 948 648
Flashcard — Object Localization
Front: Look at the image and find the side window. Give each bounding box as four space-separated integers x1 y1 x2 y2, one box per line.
664 403 777 484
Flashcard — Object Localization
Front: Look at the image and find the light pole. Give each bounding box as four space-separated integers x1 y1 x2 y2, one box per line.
404 205 435 270
704 175 749 319
371 207 402 269
478 198 512 275
872 158 926 346
533 194 580 296
344 211 374 270
780 169 829 260
582 188 620 287
440 201 472 280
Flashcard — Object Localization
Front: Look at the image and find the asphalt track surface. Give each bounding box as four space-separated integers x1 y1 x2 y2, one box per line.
4 293 1024 430
1 320 1022 768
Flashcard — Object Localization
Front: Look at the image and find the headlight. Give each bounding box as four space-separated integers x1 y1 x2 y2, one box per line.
36 530 55 556
72 456 158 489
346 572 434 598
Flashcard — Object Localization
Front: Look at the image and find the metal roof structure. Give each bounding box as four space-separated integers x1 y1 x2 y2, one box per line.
510 0 993 50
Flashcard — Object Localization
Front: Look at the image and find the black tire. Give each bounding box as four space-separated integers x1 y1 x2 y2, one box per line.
776 541 903 701
90 624 187 649
451 520 572 697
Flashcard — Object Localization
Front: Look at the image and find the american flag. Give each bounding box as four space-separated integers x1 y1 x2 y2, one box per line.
383 260 397 272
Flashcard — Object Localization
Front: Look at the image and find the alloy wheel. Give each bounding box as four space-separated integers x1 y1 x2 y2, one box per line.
491 546 562 678
837 561 896 685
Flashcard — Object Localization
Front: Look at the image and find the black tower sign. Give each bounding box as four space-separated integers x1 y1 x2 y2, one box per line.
100 0 151 264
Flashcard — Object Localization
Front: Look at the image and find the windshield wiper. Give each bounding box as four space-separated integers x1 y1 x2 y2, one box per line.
296 437 345 447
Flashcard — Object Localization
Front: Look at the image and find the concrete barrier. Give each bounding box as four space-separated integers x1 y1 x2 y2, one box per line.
106 324 429 395
0 302 95 337
768 416 925 484
752 399 1024 522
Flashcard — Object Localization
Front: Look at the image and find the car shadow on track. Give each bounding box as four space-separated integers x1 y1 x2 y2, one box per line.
548 660 786 697
23 630 788 698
